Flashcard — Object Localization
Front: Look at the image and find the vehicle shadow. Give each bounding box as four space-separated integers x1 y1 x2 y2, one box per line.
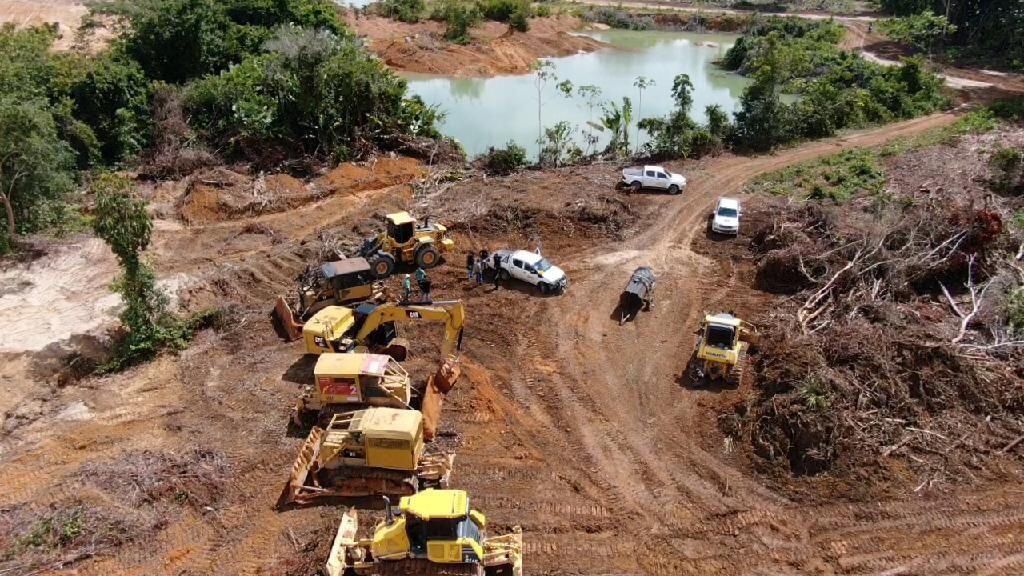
610 293 646 324
282 354 316 385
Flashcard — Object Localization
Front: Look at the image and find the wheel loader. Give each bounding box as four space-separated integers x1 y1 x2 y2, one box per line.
302 300 465 361
285 408 454 506
691 312 758 386
359 212 455 278
273 257 386 342
325 489 523 576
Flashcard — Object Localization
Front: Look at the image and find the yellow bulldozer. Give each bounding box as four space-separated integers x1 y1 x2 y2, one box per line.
325 489 523 576
358 211 455 278
273 257 385 341
285 408 455 506
302 300 465 361
691 312 758 386
293 353 461 434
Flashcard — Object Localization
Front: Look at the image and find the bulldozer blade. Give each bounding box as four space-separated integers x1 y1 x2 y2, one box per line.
483 526 523 576
283 426 325 506
273 295 304 342
326 508 362 576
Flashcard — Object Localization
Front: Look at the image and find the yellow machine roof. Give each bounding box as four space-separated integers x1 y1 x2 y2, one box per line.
400 489 469 520
387 211 415 225
706 313 742 327
306 306 355 333
315 353 391 378
353 407 421 441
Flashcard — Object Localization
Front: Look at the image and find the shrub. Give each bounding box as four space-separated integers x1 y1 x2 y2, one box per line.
377 0 425 23
186 27 437 163
107 0 348 83
750 148 886 203
989 146 1024 195
1008 287 1024 338
432 0 482 45
479 141 527 175
68 54 152 164
0 98 77 248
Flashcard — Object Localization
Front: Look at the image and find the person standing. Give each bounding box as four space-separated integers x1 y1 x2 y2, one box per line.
402 274 412 302
473 258 484 285
465 251 475 281
415 267 431 300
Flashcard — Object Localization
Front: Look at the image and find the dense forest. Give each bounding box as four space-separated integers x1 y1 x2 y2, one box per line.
878 0 1024 70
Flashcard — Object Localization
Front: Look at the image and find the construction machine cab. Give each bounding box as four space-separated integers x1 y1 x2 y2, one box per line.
373 489 487 565
387 212 416 245
299 353 412 417
321 258 376 303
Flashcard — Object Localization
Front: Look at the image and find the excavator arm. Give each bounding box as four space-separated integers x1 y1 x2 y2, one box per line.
355 300 465 358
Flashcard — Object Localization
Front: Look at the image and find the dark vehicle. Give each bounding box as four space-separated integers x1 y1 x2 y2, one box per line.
618 266 655 325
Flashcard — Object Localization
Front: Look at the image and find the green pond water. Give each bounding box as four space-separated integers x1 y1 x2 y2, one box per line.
402 29 749 159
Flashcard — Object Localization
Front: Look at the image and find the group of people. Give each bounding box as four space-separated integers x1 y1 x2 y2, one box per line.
465 250 499 288
402 267 431 302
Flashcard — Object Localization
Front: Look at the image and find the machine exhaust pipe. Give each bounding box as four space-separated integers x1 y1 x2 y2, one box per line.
383 496 394 525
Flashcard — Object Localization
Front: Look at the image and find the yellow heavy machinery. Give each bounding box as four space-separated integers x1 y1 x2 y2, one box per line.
285 408 454 505
325 489 523 576
273 258 384 341
293 353 413 427
293 353 461 438
691 312 758 386
302 300 465 361
358 211 455 278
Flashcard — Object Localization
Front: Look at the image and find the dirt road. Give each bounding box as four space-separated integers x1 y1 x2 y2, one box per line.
4 79 1024 576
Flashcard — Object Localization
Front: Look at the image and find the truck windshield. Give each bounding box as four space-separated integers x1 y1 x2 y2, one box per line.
717 207 738 218
535 258 552 272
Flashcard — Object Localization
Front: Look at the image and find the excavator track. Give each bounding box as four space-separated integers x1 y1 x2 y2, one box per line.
377 559 483 576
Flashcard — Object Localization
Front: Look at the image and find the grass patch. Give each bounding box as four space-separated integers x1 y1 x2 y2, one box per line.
748 148 885 203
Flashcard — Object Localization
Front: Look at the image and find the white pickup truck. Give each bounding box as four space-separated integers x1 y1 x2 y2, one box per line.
485 249 568 294
620 165 687 195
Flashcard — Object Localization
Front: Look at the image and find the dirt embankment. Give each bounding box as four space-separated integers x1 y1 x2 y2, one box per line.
350 14 606 76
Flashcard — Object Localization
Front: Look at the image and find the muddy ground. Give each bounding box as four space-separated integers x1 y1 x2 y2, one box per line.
5 107 1024 576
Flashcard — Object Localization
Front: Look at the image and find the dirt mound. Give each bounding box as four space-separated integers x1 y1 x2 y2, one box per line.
351 15 606 76
315 156 425 194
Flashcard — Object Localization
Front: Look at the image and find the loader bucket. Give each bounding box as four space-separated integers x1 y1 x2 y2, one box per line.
432 357 461 394
273 295 304 342
283 426 325 506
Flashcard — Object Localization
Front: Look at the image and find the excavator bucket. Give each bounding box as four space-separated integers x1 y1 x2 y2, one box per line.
273 295 304 341
420 358 461 441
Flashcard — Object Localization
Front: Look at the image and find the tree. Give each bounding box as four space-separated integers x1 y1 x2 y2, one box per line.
601 97 632 156
69 54 152 164
435 0 481 45
0 98 76 248
879 11 957 57
186 27 438 162
92 173 175 370
576 84 602 155
538 121 581 167
632 76 655 154
732 38 790 152
530 60 556 147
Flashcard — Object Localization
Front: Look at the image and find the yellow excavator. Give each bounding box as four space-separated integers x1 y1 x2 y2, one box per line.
325 489 523 576
273 257 385 341
302 300 466 361
284 408 455 506
691 312 758 386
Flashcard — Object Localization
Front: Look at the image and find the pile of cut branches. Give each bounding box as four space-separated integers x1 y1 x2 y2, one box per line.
737 194 1024 485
